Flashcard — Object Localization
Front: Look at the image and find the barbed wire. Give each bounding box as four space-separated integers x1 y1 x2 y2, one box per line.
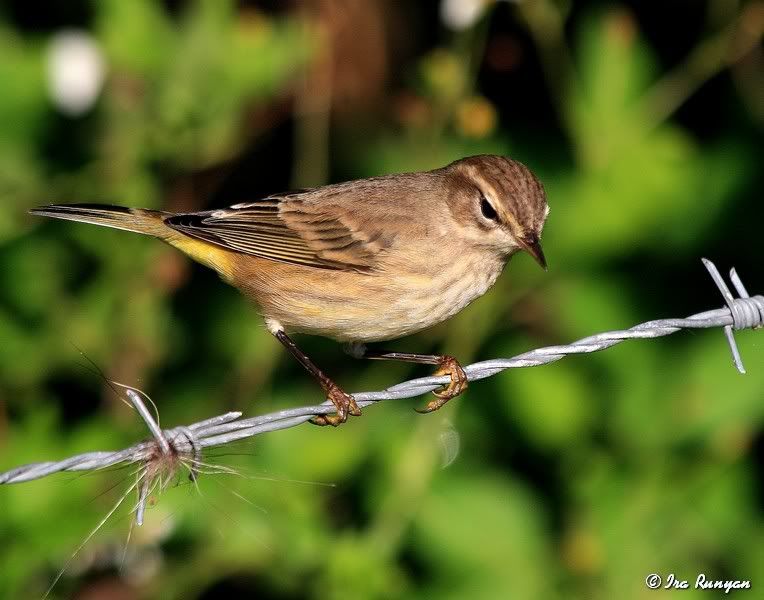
1 258 762 526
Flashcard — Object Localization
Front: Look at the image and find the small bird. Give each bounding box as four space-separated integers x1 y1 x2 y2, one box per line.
31 155 548 425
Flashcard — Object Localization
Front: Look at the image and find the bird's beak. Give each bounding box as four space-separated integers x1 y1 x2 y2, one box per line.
522 236 547 271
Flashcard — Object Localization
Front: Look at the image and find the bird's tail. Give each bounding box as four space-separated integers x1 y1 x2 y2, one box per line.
29 204 172 238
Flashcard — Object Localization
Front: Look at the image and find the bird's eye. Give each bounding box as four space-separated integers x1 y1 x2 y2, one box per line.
480 195 498 221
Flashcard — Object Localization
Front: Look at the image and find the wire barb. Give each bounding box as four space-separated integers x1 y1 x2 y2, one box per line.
1 258 762 525
701 258 763 373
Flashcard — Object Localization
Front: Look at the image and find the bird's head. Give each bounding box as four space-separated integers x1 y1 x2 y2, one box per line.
444 154 549 269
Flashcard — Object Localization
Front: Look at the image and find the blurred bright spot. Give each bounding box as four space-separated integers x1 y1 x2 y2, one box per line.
438 420 461 468
440 0 487 31
421 49 467 101
441 0 524 30
561 527 603 574
455 95 497 138
46 30 105 116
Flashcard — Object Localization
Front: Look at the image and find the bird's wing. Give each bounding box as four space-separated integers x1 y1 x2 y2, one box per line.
163 192 390 271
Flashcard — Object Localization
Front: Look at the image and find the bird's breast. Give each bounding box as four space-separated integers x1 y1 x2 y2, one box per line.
380 256 500 333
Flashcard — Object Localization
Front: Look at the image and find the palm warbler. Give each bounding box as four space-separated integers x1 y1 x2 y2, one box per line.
31 155 549 425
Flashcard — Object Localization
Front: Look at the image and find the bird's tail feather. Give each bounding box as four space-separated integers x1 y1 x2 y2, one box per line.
29 204 171 238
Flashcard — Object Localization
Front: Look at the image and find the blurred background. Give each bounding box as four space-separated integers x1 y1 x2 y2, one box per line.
0 0 762 598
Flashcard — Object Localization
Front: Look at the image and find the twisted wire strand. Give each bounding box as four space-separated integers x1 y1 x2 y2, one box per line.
1 259 761 523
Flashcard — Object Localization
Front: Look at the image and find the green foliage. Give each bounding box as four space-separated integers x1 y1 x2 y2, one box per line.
0 2 761 599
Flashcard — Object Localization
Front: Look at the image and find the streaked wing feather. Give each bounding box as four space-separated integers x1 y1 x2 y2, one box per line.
163 194 381 271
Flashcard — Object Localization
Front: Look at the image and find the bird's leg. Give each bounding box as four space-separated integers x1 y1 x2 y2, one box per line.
346 344 468 413
275 331 361 426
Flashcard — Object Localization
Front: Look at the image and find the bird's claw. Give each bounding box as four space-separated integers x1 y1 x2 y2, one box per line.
311 383 362 426
415 355 468 413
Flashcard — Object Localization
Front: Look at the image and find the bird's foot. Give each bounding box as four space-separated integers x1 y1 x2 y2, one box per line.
311 383 362 426
415 355 468 413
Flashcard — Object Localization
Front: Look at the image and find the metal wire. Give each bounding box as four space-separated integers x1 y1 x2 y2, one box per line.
1 258 761 524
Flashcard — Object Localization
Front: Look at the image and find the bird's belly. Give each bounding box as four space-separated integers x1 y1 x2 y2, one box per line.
241 256 504 343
